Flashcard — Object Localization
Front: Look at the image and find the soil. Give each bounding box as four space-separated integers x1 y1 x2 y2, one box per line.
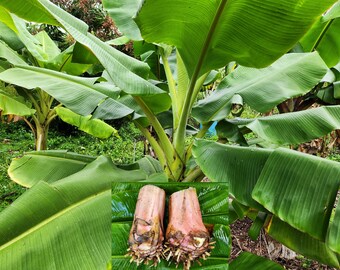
230 218 337 270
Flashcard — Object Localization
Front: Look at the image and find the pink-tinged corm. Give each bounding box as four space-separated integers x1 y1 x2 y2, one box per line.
127 185 166 266
165 187 214 269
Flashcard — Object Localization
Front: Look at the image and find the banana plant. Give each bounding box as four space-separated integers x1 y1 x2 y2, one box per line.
0 12 118 150
0 0 340 269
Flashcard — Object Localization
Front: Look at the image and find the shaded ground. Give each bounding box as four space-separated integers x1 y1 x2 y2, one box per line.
230 218 336 270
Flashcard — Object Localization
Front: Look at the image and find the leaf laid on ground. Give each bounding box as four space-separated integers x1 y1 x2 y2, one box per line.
8 152 167 188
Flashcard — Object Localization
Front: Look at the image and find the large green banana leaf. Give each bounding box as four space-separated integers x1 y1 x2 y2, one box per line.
34 30 60 61
134 0 335 78
300 2 340 67
0 156 112 270
0 65 134 118
8 151 167 187
192 52 328 123
192 140 271 210
229 252 284 270
217 105 340 145
45 45 92 76
111 182 229 269
0 3 172 115
252 148 340 241
192 139 340 267
0 17 91 75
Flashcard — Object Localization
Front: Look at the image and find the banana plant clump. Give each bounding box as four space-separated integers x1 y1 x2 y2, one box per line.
127 185 166 266
164 188 214 270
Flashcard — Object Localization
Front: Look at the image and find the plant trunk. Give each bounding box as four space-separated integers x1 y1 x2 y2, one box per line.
35 124 49 151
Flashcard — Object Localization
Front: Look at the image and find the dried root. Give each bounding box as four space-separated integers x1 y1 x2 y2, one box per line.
127 185 166 267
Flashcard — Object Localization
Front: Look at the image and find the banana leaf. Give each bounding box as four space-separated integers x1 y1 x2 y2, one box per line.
229 252 284 270
1 2 172 115
192 139 271 210
267 216 339 268
327 201 340 254
45 45 92 76
55 107 117 139
8 14 59 64
0 0 58 25
217 105 340 145
193 139 340 267
0 89 35 116
0 39 27 66
35 0 165 97
111 182 229 269
0 20 23 50
252 148 340 241
34 31 60 61
0 156 111 270
8 151 167 187
102 0 142 40
8 151 95 187
192 52 328 123
300 2 340 67
0 65 134 118
135 0 335 78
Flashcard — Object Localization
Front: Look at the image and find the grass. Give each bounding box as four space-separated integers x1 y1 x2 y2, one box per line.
0 120 145 212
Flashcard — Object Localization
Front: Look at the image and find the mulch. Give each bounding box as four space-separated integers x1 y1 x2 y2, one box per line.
230 218 337 270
